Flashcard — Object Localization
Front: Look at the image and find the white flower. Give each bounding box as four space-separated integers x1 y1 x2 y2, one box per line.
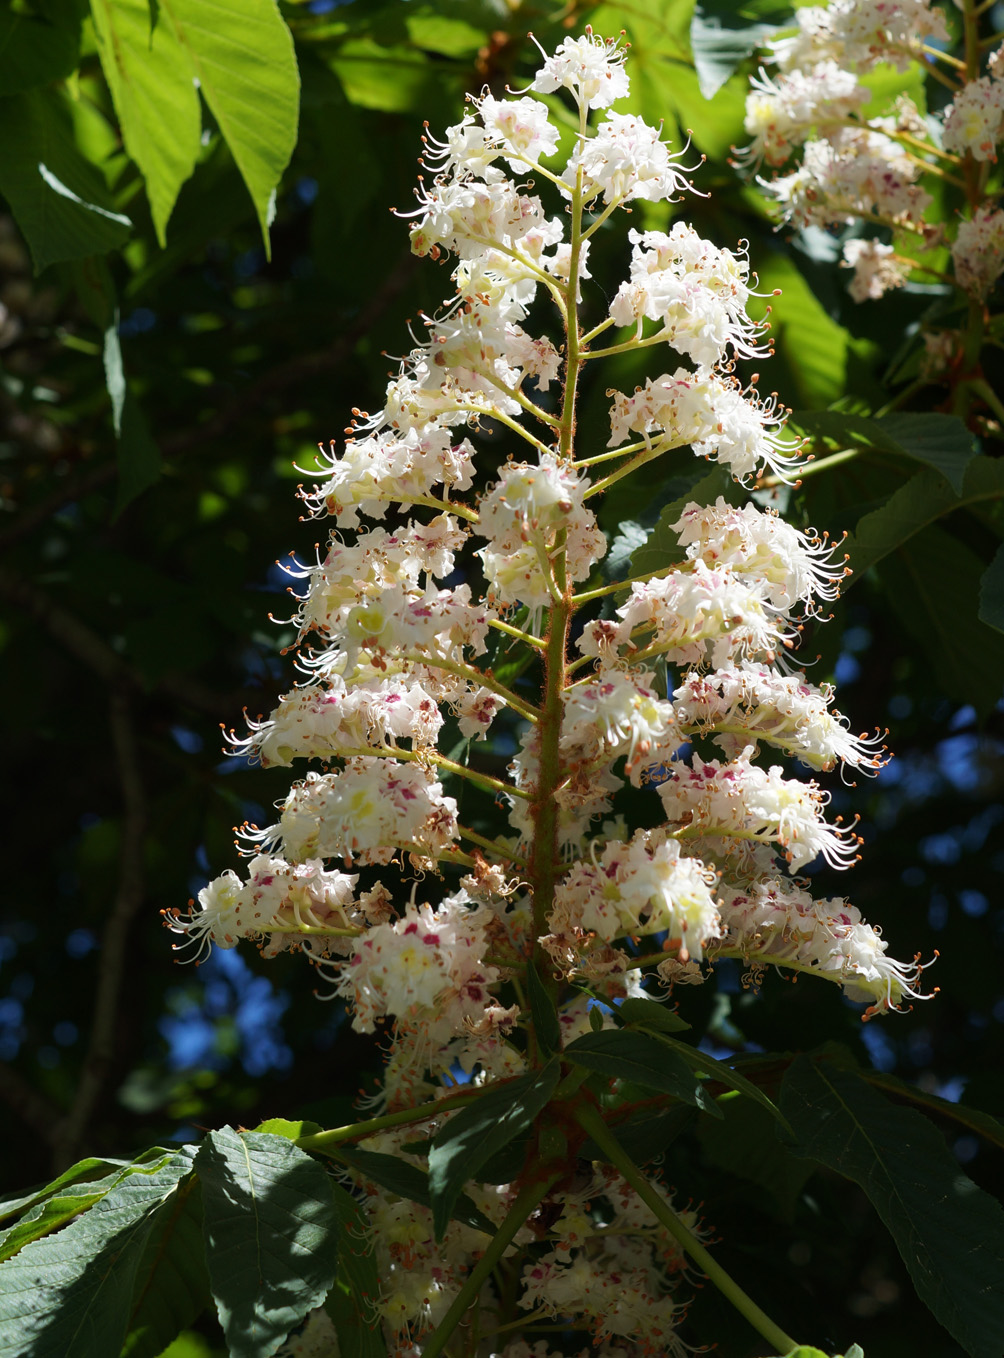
674 664 888 773
673 496 846 613
529 30 630 109
475 92 560 168
657 751 861 871
550 830 722 957
765 128 930 229
952 205 1004 297
609 225 769 365
841 238 911 301
339 892 498 1039
561 667 677 779
742 62 866 166
718 873 931 1014
563 112 694 206
943 77 1004 162
257 760 459 867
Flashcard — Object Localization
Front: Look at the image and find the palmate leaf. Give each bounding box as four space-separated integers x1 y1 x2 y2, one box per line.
103 318 163 515
157 0 299 254
642 1028 792 1131
0 1148 196 1358
791 409 978 495
878 521 1004 716
89 0 201 245
427 1059 560 1240
0 1190 108 1263
527 962 561 1054
781 1056 1004 1358
196 1128 338 1358
0 1155 139 1226
979 541 1004 635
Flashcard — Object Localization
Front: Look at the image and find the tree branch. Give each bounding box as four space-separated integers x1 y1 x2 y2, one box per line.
51 690 147 1171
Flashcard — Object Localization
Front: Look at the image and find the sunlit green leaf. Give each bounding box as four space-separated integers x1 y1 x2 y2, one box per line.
157 0 300 253
89 0 201 244
0 1149 195 1358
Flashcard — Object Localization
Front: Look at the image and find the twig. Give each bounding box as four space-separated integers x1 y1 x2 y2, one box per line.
0 567 231 715
51 691 147 1171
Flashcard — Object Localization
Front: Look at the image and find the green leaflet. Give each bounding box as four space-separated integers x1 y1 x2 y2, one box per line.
689 0 785 99
564 1029 723 1117
618 995 691 1034
156 0 300 254
427 1059 560 1240
0 1148 196 1358
0 1155 136 1226
781 1057 1004 1358
0 1190 107 1263
0 0 83 97
0 86 131 272
580 1103 694 1167
103 318 163 516
196 1128 338 1358
119 1178 210 1358
698 1095 814 1222
325 1183 386 1358
332 1145 495 1235
527 962 561 1054
642 1028 792 1131
879 522 1004 715
89 0 201 245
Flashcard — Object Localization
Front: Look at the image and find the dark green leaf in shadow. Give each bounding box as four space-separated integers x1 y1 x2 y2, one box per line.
690 1 784 99
564 1030 723 1117
781 1056 1004 1358
0 88 131 272
332 1146 494 1235
427 1060 560 1240
979 541 1004 636
120 1178 210 1358
527 963 561 1054
325 1183 385 1358
0 0 83 97
618 996 691 1034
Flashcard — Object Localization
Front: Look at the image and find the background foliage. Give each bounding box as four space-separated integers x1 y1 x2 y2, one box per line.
1 0 1002 1354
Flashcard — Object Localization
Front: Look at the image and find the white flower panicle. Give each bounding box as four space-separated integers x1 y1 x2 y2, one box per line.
742 0 1002 306
170 29 924 1356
